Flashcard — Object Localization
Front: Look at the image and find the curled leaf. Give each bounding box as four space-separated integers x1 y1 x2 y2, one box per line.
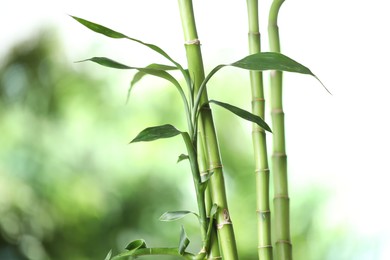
178 226 190 255
125 239 147 253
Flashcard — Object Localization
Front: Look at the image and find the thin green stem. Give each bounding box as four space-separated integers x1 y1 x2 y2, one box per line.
268 1 292 259
198 130 221 259
246 0 273 259
177 0 239 259
113 247 195 259
182 132 208 248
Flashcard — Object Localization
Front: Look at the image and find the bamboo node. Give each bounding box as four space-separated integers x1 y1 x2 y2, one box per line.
258 245 273 249
248 31 261 35
251 97 265 103
276 240 292 245
252 129 265 133
274 195 290 200
216 221 232 229
208 163 222 171
271 108 284 114
272 152 286 157
185 38 201 45
255 168 270 173
256 210 270 214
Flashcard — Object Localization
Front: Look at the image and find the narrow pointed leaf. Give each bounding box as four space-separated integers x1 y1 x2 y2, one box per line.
177 154 189 163
70 16 183 69
159 211 199 221
232 52 311 74
178 226 190 255
207 100 272 132
125 239 147 253
80 57 184 101
194 52 328 111
128 63 179 102
130 124 181 143
104 250 112 260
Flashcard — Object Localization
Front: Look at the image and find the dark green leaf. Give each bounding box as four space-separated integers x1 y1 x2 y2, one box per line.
232 52 310 74
125 239 147 253
104 250 112 260
128 63 179 102
207 100 272 132
79 57 184 103
159 211 198 221
71 16 126 38
178 226 190 255
231 52 328 93
130 124 181 143
194 52 328 111
70 16 182 69
77 57 131 69
177 154 189 163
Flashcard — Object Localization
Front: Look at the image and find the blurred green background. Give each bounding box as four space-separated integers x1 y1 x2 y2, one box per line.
4 0 390 255
0 29 378 260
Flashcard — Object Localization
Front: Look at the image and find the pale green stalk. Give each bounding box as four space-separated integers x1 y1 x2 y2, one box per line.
197 131 221 258
177 0 239 259
268 0 292 259
246 0 273 259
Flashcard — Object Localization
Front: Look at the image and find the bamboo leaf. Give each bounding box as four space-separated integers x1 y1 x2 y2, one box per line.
125 239 147 253
130 124 181 143
104 250 112 260
178 226 190 255
177 154 189 163
80 57 187 108
70 16 183 68
194 52 329 113
128 63 179 102
80 57 181 88
207 100 272 132
159 211 199 221
231 52 328 92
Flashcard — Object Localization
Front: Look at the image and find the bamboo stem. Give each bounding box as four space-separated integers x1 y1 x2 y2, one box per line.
246 1 273 259
177 0 239 259
182 132 208 247
198 131 221 258
268 0 292 259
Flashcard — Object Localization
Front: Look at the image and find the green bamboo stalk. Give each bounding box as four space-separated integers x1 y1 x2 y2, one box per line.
177 0 239 259
268 0 292 259
182 132 208 249
197 131 221 258
246 0 273 259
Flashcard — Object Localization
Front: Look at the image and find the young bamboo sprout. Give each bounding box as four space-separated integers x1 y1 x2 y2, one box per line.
268 0 292 259
177 0 239 259
246 0 273 259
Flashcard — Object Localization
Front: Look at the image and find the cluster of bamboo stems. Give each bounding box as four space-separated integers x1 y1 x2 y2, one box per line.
72 0 326 259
